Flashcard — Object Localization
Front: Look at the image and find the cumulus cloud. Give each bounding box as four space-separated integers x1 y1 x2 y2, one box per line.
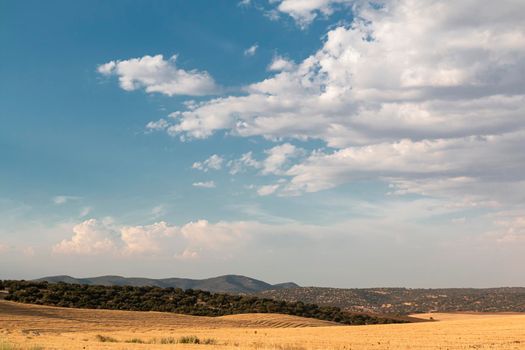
268 55 295 72
158 1 525 146
53 218 121 255
262 143 303 175
120 221 178 254
192 181 216 188
53 219 180 256
52 218 266 258
244 44 258 56
149 0 525 209
192 154 224 172
98 54 218 96
274 0 353 27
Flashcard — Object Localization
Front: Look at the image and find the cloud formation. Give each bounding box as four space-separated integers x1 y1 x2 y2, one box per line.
274 0 353 27
192 154 224 172
244 44 258 56
192 181 216 188
52 195 80 205
150 0 524 208
53 218 259 258
98 54 218 96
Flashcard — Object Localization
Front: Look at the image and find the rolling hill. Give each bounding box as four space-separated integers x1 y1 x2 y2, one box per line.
36 274 299 294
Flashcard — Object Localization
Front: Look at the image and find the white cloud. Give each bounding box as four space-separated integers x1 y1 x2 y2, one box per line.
257 184 280 196
52 195 80 205
98 54 218 96
268 55 295 72
262 143 303 175
274 0 353 27
52 218 259 258
146 118 169 131
149 0 525 210
228 152 262 175
53 218 121 255
283 131 525 194
156 1 525 147
120 221 178 254
225 144 303 176
53 219 178 256
244 44 258 56
192 181 216 188
192 154 224 172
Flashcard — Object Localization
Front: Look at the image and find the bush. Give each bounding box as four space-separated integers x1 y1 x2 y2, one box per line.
95 334 118 342
178 336 200 344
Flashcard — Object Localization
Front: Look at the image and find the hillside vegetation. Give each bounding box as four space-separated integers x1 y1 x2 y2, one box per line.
257 286 525 315
0 280 404 325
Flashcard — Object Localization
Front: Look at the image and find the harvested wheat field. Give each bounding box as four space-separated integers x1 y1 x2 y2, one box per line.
1 301 525 350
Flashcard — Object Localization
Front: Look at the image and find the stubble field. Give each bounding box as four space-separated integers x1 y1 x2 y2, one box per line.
1 300 524 350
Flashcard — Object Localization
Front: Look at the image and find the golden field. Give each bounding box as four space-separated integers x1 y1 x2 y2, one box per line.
1 300 524 350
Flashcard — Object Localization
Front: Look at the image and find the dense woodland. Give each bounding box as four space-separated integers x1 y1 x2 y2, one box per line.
0 280 405 325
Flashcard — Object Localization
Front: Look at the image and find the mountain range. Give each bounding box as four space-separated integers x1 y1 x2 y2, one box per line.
36 274 299 294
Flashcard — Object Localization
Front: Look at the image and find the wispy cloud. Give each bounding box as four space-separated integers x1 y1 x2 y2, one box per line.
52 195 80 205
192 154 224 172
192 181 216 188
244 44 258 56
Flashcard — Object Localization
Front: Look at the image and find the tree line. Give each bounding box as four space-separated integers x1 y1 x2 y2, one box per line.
0 280 406 325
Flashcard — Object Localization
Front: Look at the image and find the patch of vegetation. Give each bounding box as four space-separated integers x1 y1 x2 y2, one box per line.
177 336 216 344
125 338 145 343
257 286 525 315
0 341 44 350
1 280 404 325
0 341 16 350
95 334 118 343
157 337 177 344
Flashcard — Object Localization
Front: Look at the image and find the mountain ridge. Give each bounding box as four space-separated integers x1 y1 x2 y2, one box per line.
35 274 299 294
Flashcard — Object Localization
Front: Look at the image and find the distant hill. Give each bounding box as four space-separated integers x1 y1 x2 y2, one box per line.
256 286 525 315
36 274 299 294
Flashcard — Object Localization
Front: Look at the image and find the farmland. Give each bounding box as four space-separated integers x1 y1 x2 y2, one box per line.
1 300 525 349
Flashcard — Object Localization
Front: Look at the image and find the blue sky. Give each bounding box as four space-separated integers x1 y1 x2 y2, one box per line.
1 0 525 287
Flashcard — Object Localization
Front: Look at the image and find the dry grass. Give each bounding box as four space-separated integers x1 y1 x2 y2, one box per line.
1 300 524 349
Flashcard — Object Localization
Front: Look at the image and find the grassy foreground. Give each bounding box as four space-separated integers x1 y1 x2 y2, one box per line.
1 301 525 349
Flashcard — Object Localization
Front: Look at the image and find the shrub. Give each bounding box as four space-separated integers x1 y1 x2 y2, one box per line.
158 337 177 344
178 335 200 344
95 334 118 342
125 338 145 343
